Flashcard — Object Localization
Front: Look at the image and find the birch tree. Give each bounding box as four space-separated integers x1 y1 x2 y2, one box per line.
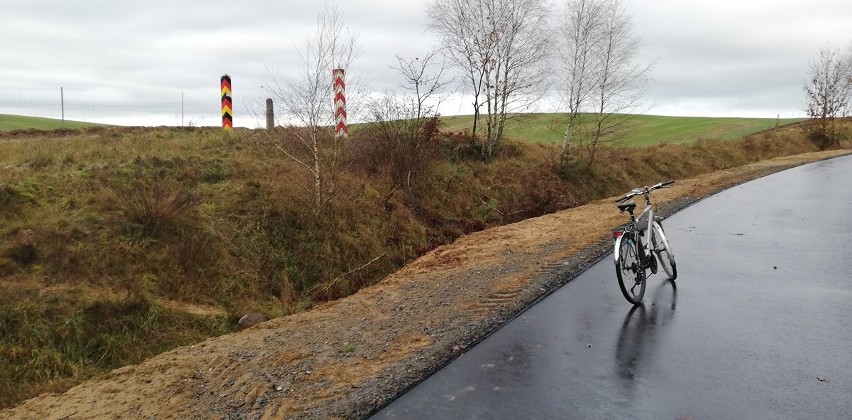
557 0 606 165
585 0 649 167
557 0 649 170
264 5 360 218
804 46 851 145
428 0 550 160
427 0 489 142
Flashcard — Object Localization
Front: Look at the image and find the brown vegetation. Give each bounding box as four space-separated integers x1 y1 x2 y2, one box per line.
0 120 849 408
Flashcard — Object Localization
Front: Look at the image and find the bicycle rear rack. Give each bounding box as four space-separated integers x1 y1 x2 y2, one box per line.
611 223 633 239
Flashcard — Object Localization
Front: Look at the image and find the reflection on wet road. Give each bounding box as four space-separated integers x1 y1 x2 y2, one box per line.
615 280 676 386
374 156 852 419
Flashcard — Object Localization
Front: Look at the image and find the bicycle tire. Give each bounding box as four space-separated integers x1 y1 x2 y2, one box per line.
615 232 645 304
651 222 677 280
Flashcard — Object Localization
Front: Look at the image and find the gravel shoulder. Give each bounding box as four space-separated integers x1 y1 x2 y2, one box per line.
5 150 850 420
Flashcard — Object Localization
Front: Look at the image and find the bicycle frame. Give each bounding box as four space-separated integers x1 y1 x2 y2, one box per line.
613 185 673 268
613 195 655 266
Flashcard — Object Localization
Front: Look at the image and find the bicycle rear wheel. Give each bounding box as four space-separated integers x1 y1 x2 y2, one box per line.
651 222 677 280
616 232 645 304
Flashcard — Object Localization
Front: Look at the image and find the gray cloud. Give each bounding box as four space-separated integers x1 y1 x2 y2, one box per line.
633 0 851 117
2 0 850 124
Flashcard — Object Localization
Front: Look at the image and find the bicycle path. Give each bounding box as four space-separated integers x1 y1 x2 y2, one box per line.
374 154 852 419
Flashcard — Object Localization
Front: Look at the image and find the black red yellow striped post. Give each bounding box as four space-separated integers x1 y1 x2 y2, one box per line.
221 74 232 131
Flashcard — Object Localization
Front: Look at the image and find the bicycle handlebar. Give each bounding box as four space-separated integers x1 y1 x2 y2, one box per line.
615 180 675 202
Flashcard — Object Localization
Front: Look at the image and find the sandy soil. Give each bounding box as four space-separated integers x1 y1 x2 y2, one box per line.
4 150 849 420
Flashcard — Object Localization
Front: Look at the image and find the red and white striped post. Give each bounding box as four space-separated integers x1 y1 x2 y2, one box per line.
332 68 347 138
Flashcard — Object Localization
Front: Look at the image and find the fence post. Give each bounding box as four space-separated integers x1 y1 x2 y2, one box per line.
266 98 274 130
221 75 232 131
60 87 65 128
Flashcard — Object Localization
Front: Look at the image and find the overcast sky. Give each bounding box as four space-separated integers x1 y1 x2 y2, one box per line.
2 0 850 125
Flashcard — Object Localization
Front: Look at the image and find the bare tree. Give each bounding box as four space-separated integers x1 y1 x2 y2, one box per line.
392 48 452 120
585 0 650 166
428 0 550 160
844 43 852 117
366 93 441 192
364 50 449 193
556 0 649 170
264 5 360 218
427 0 490 141
804 46 851 144
556 0 606 165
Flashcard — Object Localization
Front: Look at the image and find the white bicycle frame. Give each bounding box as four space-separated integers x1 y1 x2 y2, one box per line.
613 191 673 266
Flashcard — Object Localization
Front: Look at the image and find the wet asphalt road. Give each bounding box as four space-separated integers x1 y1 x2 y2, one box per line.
373 155 852 419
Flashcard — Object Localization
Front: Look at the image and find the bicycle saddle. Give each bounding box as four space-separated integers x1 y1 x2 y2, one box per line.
618 201 636 213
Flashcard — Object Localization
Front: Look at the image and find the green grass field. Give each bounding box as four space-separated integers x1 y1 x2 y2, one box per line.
0 114 100 131
3 112 804 146
439 113 805 146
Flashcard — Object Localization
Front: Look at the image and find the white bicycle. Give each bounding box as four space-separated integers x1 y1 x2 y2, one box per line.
611 181 677 304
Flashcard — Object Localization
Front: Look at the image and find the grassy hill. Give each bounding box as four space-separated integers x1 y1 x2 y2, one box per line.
439 113 805 146
0 114 100 131
0 119 843 408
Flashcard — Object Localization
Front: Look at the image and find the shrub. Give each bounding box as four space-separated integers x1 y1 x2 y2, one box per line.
118 180 200 236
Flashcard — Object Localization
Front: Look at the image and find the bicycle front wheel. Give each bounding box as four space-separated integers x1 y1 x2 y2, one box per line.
615 232 645 304
652 222 677 280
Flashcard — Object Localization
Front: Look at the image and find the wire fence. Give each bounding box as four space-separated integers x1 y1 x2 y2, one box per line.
0 87 259 127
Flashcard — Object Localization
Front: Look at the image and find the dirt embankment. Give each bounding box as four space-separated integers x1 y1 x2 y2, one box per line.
4 150 850 420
